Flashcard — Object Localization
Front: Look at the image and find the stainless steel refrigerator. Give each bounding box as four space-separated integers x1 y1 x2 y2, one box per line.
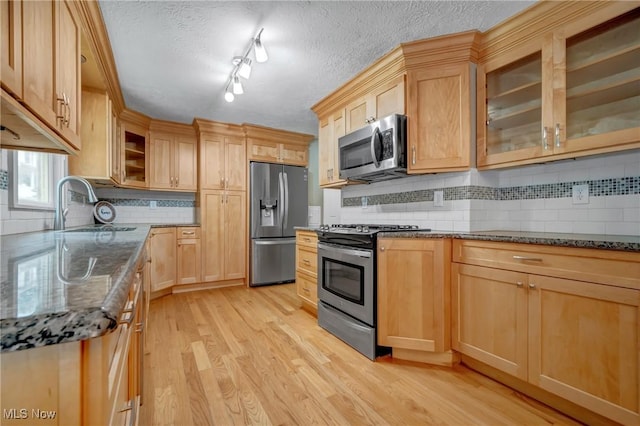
250 162 308 286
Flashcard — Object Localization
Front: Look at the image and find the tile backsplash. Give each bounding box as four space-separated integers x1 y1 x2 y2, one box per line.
340 150 640 236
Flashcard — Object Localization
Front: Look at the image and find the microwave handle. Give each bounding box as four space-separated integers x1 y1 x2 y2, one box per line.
370 127 381 168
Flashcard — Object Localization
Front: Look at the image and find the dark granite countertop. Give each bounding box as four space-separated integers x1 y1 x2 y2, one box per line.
0 224 151 352
378 230 640 252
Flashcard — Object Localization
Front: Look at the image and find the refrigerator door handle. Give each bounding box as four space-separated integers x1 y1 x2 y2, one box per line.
253 238 296 246
283 172 289 230
278 171 285 228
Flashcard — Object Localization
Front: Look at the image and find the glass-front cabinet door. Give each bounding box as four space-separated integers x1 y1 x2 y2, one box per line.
560 8 640 153
480 51 545 166
478 6 639 169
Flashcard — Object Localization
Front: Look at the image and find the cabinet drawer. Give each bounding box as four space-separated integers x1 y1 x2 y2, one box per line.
296 246 317 276
453 240 640 289
296 271 318 305
296 231 318 249
177 227 200 239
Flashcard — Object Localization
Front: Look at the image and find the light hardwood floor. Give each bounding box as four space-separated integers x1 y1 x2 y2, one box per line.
141 284 579 425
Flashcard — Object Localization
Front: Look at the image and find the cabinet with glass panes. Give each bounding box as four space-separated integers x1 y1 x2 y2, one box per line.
477 6 639 169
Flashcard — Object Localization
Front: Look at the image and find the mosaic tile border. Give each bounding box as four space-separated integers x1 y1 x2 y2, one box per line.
342 176 640 207
0 169 7 191
100 198 195 208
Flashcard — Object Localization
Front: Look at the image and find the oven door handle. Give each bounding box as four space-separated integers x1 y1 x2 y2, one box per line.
318 242 372 258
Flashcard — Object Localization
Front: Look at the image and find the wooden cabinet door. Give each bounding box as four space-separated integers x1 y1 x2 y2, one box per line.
528 274 640 425
223 191 246 280
318 118 332 187
22 0 57 129
149 134 173 189
110 106 121 183
318 110 347 187
407 63 472 173
372 75 406 118
452 263 528 380
377 238 451 353
175 135 197 191
149 228 176 291
280 143 308 166
177 238 201 285
199 133 224 190
345 96 369 133
1 0 22 97
225 136 246 191
201 190 224 282
247 138 280 162
55 0 81 149
69 89 110 179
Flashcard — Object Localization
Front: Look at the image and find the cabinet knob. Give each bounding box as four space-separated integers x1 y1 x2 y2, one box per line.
516 281 523 288
380 246 385 251
529 283 536 289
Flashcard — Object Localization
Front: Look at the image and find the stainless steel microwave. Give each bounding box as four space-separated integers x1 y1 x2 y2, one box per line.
338 114 407 182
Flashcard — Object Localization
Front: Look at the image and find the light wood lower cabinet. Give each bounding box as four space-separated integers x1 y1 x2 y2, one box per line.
0 258 147 426
295 230 318 311
377 238 454 365
200 190 246 283
176 227 201 285
452 240 640 425
149 227 176 292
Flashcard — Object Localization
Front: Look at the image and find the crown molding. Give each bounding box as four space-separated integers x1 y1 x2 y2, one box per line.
242 124 314 145
192 118 245 137
149 120 196 136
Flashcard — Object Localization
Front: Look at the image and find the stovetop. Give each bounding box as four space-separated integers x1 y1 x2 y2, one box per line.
317 224 430 249
318 224 422 234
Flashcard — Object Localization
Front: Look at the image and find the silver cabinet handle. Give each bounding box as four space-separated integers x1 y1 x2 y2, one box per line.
529 283 536 289
56 95 66 125
182 231 195 235
64 93 70 127
411 146 416 165
555 123 561 148
513 255 543 262
380 246 385 251
175 177 179 187
542 126 549 150
516 281 523 288
170 176 174 187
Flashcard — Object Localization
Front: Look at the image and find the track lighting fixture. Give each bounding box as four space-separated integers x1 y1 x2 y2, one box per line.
223 28 268 102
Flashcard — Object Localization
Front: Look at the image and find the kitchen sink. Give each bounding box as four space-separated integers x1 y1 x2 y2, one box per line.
63 226 137 233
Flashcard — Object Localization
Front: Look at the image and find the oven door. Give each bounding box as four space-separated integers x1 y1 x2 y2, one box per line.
317 242 374 326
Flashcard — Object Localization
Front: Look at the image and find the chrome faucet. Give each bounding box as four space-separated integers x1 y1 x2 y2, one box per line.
54 176 99 230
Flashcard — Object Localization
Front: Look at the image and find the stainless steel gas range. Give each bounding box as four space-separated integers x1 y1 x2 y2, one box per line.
316 224 428 360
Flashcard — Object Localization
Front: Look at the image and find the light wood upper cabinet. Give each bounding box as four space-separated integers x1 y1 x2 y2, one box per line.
1 0 22 98
195 120 246 191
452 239 640 425
318 110 346 187
21 0 81 150
69 89 115 181
477 3 640 169
377 238 453 364
149 123 197 191
149 227 176 292
345 75 406 133
200 190 246 283
407 63 473 173
244 124 314 167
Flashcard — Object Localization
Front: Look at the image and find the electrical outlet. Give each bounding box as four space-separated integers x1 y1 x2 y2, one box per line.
572 184 589 205
434 190 444 207
361 196 368 209
149 200 157 209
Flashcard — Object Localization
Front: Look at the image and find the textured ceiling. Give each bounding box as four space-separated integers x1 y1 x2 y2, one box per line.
98 0 535 136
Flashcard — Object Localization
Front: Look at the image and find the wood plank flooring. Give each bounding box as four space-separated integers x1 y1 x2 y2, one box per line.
141 284 579 425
